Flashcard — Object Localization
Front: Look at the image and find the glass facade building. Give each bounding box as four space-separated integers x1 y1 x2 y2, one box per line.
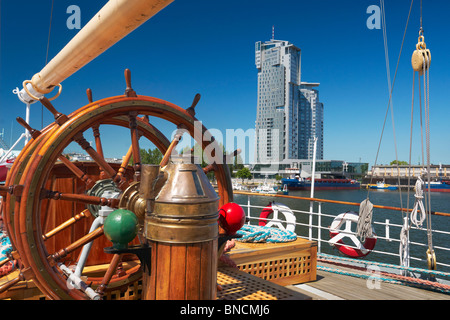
254 39 323 163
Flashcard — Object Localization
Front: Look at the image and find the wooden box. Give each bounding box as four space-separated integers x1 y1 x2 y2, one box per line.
224 238 317 286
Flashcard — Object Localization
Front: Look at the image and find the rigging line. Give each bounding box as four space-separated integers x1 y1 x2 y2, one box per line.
368 0 413 202
407 70 415 221
45 0 54 65
418 70 429 224
417 59 433 250
423 55 433 249
380 0 404 213
42 0 55 129
420 0 423 30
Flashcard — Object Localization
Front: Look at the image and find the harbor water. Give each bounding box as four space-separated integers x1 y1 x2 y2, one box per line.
234 189 450 274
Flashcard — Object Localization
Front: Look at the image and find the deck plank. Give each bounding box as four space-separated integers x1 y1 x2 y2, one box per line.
288 262 450 300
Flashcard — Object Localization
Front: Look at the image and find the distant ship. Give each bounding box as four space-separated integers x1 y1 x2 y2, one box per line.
425 180 450 193
368 181 398 190
281 177 360 191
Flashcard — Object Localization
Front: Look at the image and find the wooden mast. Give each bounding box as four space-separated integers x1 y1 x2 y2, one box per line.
19 0 174 102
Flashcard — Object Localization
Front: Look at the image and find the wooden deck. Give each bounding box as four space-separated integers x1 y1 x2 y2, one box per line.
287 261 450 300
217 267 311 300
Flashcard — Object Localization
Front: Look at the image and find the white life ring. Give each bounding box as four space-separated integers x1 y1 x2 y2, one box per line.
329 211 377 258
258 202 296 233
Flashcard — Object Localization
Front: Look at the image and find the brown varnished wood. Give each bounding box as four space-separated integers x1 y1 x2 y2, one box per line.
57 155 95 189
49 225 104 263
93 254 122 297
184 243 201 299
42 209 91 241
41 163 134 267
128 112 141 180
145 240 217 300
92 124 107 180
39 97 69 125
168 244 187 299
73 132 117 180
8 93 233 300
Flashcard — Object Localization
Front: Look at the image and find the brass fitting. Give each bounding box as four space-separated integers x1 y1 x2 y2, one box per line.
142 156 219 243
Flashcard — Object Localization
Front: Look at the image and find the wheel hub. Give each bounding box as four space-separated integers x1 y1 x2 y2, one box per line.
86 179 122 217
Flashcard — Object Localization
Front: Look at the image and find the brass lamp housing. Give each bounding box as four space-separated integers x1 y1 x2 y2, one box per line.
142 157 219 243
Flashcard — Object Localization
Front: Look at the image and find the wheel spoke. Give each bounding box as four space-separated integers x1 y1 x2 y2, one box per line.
203 163 217 174
73 132 117 179
160 126 186 167
95 254 122 297
42 209 91 241
91 124 108 179
115 145 133 184
128 112 141 181
40 188 119 208
92 125 104 157
58 155 96 189
49 226 104 263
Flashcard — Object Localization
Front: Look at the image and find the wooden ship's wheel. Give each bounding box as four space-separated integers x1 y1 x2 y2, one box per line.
1 69 234 300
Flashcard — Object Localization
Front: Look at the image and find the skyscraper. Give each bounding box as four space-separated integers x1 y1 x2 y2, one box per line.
299 82 324 160
254 38 323 163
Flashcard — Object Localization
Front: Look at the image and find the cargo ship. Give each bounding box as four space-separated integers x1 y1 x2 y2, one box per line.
281 177 360 191
425 180 450 193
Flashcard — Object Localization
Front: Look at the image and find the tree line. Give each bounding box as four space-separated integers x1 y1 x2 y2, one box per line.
139 145 249 181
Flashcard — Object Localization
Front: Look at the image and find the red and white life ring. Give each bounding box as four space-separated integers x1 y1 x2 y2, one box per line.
259 202 296 233
329 212 377 258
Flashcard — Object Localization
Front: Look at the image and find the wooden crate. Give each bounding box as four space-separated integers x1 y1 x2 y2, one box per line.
224 238 317 286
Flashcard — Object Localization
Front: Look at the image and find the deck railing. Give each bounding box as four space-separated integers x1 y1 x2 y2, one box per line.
233 191 450 272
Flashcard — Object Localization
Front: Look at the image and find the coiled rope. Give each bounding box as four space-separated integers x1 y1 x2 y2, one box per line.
319 253 450 277
236 224 297 243
0 229 15 277
0 230 12 263
356 199 374 242
410 175 427 227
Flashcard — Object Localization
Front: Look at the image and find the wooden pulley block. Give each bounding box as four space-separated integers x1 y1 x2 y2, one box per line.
427 248 437 270
411 35 431 74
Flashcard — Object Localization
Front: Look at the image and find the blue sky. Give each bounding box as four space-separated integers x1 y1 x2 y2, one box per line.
0 0 449 167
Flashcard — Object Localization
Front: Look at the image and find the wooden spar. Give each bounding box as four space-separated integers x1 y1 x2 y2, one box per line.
20 0 174 100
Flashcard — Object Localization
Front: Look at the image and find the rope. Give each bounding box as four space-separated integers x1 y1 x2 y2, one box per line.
42 0 55 129
356 199 374 242
367 0 414 191
399 219 410 269
318 254 450 294
423 53 434 252
0 230 12 263
317 264 402 285
236 224 297 243
380 0 404 209
319 253 450 278
317 260 450 294
410 175 426 227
